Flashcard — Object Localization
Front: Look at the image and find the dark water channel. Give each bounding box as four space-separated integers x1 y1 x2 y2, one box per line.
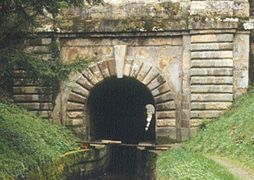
87 146 157 180
90 146 140 180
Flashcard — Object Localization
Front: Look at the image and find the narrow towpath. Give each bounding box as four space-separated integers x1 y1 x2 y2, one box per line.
208 155 254 180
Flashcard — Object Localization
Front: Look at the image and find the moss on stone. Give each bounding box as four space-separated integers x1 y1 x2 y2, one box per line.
33 2 189 33
22 147 108 180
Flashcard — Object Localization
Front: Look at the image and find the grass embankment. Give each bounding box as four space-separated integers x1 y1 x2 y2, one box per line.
185 88 254 169
157 88 254 179
157 149 236 180
0 101 79 179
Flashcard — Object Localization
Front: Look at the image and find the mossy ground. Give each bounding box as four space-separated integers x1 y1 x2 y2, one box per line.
0 100 79 179
157 87 254 179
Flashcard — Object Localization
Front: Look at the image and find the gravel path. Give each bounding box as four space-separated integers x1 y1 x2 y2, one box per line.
208 155 254 180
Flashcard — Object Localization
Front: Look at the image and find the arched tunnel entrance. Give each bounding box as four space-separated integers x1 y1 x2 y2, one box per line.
87 76 155 176
88 76 155 143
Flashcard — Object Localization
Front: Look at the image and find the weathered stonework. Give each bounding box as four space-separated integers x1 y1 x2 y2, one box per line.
13 0 252 143
23 146 110 179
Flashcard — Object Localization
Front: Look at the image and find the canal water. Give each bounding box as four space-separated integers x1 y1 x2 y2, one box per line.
90 146 141 180
78 144 157 180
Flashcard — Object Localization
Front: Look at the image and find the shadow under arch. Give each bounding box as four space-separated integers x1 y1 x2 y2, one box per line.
87 76 155 144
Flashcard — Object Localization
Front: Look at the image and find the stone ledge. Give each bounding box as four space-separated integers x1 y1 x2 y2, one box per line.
33 1 250 33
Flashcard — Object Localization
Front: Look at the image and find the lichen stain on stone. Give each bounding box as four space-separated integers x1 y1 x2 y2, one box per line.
154 2 181 16
66 48 80 62
159 59 167 70
33 1 190 33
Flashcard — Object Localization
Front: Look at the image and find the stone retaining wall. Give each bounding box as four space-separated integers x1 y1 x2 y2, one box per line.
21 145 109 179
13 38 54 118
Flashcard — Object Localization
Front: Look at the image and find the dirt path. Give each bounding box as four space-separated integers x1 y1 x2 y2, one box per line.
208 155 254 180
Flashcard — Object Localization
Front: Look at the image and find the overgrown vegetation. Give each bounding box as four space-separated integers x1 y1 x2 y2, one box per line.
0 0 101 49
0 101 79 179
0 49 93 90
0 0 100 95
157 87 254 179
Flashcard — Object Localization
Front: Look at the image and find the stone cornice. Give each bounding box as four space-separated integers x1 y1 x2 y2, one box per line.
33 1 251 34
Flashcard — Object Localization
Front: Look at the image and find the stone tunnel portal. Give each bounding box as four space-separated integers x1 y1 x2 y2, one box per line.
87 76 155 144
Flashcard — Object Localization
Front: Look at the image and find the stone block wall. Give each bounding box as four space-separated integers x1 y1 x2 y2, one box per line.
12 37 54 118
190 33 234 127
11 0 252 143
23 145 110 179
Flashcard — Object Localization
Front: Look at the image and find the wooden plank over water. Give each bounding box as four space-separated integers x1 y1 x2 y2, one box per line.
78 140 172 150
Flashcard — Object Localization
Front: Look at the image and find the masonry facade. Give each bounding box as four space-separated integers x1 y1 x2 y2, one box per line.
13 0 252 143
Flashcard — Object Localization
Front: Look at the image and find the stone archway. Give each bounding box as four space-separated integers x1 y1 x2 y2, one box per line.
64 46 176 143
63 45 176 140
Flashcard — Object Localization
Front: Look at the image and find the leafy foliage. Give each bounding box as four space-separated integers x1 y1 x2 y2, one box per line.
0 101 79 178
0 0 99 95
0 0 101 48
156 149 236 180
1 49 93 88
1 1 64 49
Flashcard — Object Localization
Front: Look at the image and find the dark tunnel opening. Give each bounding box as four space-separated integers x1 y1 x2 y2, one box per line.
87 76 155 175
88 76 155 143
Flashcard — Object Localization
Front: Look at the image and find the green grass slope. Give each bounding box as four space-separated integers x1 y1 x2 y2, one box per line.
0 101 79 179
157 149 236 180
185 88 254 170
157 88 254 179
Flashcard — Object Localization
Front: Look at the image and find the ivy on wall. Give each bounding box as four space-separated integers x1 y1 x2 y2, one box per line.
0 48 93 96
0 0 101 97
6 51 91 81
